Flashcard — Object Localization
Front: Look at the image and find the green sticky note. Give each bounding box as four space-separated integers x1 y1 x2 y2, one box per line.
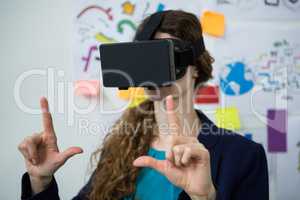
215 107 241 130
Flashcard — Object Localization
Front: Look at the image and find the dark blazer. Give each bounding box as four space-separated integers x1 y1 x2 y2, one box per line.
21 111 269 200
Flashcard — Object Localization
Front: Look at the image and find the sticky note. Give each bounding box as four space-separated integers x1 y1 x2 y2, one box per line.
117 87 145 100
128 96 148 108
118 87 148 108
74 80 100 97
117 89 131 100
194 85 219 104
267 109 287 153
215 107 241 130
201 10 225 37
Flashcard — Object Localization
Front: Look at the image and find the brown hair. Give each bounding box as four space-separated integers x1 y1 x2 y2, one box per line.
89 10 214 200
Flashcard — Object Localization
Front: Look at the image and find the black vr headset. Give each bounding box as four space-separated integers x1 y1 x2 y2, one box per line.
99 11 206 89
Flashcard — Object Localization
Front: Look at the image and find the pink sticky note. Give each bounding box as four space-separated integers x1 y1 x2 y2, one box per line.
74 80 100 97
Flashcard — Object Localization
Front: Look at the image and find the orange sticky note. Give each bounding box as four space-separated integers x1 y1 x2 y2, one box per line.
117 89 131 100
117 87 145 100
74 80 100 97
201 11 225 37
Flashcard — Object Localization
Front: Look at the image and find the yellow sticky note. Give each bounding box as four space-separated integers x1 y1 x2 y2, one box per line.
117 87 145 100
215 107 241 130
118 87 148 108
128 96 148 108
201 11 225 37
129 87 145 98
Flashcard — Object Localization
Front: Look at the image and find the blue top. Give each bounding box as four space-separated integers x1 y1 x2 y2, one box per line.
124 148 183 200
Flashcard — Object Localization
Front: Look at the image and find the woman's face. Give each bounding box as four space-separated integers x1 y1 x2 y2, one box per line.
145 32 198 101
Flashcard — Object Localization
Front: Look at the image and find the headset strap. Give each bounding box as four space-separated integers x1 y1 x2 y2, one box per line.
134 12 164 40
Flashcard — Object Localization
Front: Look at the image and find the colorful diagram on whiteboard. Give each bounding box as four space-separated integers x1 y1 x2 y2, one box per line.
218 39 300 100
254 40 300 98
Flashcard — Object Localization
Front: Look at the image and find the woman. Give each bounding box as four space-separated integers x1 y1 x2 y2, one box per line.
19 10 269 200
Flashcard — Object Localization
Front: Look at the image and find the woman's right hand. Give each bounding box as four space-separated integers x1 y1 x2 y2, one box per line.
18 97 83 194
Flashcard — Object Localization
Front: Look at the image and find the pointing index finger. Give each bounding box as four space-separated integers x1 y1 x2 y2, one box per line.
40 97 54 133
166 95 180 136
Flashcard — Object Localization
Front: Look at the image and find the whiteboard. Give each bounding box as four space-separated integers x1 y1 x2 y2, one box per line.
72 1 300 199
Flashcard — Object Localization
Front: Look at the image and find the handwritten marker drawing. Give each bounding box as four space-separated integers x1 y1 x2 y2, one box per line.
82 46 98 72
117 19 137 34
77 5 113 21
122 1 136 15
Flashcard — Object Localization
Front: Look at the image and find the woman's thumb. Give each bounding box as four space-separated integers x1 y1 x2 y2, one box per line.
60 147 83 163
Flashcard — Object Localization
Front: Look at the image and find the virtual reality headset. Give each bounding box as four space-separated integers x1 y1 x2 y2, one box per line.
99 11 206 89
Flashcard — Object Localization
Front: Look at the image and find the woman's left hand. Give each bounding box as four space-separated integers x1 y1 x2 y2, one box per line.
133 95 216 199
